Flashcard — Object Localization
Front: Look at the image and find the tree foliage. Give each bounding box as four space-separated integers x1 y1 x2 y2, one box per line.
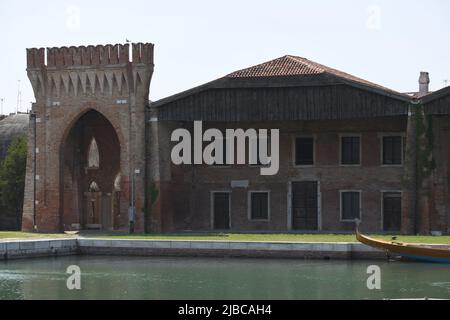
0 135 27 229
415 103 436 187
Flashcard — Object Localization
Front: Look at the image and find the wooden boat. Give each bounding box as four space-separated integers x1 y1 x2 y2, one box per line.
356 227 450 263
64 230 79 235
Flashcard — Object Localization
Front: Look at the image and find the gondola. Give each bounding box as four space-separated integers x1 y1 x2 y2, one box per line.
356 226 450 263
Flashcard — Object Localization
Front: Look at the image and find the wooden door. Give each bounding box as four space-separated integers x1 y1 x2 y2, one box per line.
292 182 318 230
383 192 401 231
213 192 230 230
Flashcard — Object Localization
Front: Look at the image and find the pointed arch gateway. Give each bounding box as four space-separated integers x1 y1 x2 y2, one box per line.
61 109 121 231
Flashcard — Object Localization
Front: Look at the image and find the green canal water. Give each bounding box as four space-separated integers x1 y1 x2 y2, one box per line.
0 256 449 300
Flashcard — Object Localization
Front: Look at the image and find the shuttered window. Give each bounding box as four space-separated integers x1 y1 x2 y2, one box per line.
341 191 361 220
382 136 402 165
295 137 314 165
383 192 401 231
341 136 360 165
250 192 269 220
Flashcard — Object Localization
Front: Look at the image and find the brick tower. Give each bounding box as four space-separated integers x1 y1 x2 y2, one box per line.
22 43 154 232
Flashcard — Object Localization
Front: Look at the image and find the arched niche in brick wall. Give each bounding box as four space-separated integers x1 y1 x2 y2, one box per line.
61 109 120 231
87 138 100 169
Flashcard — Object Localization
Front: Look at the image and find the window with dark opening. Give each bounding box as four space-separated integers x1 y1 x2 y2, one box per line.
295 137 314 166
341 136 360 165
383 192 401 231
382 136 402 165
250 192 269 220
341 191 360 220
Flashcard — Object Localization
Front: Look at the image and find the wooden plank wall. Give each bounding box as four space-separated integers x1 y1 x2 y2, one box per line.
424 94 450 115
156 85 409 121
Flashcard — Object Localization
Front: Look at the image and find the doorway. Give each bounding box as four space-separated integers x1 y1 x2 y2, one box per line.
382 192 401 232
291 181 319 230
212 192 230 230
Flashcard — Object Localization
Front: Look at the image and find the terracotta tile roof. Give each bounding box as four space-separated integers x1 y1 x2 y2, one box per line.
227 55 323 77
227 55 400 94
153 55 411 107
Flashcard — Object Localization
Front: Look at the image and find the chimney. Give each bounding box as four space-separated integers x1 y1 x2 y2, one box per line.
419 71 430 95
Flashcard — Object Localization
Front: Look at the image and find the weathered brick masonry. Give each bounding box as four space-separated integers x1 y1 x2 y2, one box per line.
22 43 153 232
152 56 450 235
22 47 450 235
422 88 450 234
152 119 408 233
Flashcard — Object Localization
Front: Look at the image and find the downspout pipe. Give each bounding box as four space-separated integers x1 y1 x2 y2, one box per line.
31 111 37 231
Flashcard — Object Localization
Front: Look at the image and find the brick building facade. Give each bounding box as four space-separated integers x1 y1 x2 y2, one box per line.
22 45 450 235
22 43 153 233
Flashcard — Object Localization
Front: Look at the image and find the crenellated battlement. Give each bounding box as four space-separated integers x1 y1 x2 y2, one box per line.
22 44 152 234
27 43 154 69
132 43 153 64
27 43 154 99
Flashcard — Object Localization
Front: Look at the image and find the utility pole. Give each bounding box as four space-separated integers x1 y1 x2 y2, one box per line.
16 80 22 114
0 98 4 115
129 168 140 234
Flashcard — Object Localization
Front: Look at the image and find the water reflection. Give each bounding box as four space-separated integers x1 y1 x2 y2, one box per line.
0 256 449 300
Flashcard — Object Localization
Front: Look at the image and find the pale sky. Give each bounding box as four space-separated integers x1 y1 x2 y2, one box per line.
0 0 449 115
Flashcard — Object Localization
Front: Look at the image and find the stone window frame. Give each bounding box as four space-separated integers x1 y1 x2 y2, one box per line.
248 190 271 222
380 190 402 232
379 133 406 167
292 134 316 168
339 190 362 222
339 133 362 167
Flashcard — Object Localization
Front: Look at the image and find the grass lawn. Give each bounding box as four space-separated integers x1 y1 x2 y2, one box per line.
1 231 450 244
0 231 75 240
94 233 450 244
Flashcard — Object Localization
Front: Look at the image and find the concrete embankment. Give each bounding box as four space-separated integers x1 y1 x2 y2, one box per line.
0 239 78 260
0 238 389 260
77 239 388 259
3 237 450 261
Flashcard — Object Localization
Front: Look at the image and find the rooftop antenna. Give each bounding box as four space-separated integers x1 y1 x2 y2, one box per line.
16 80 22 114
126 39 132 62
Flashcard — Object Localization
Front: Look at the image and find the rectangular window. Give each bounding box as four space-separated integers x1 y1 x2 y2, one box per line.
341 191 361 220
295 137 314 166
250 192 269 220
382 136 402 165
212 192 231 230
382 192 401 231
341 136 360 165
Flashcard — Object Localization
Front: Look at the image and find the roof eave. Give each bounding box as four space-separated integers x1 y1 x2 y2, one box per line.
152 75 339 107
318 70 411 103
152 74 412 108
421 86 450 104
151 77 226 108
